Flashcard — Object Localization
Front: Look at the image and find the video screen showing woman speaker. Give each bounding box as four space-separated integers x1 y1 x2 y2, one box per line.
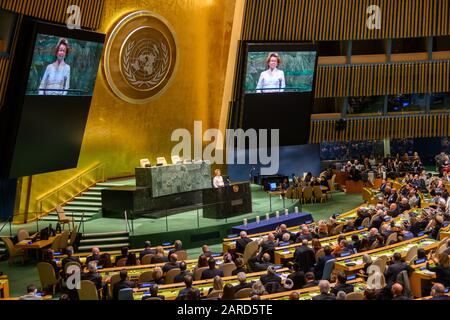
25 33 103 96
245 50 317 94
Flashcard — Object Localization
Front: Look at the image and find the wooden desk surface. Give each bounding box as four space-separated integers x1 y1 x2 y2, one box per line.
133 268 290 300
334 236 439 273
239 278 365 300
0 276 9 298
15 236 56 249
274 228 369 264
55 245 175 265
97 255 224 280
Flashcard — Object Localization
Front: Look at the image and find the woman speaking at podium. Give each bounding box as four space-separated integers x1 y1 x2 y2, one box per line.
213 169 225 188
39 38 71 95
256 52 285 93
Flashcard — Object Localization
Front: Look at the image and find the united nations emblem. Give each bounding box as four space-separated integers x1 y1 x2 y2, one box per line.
103 11 178 103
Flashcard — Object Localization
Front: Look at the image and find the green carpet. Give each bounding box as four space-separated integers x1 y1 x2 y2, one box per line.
0 191 363 297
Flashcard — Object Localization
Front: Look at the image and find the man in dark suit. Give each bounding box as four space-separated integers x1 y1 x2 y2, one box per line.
330 272 354 295
139 241 156 261
387 203 400 218
112 269 135 300
260 266 282 286
248 233 277 271
61 246 81 272
295 226 312 242
391 282 410 300
430 283 450 300
142 284 165 300
367 227 379 245
253 253 274 272
302 272 319 288
259 233 277 258
45 249 60 277
232 272 253 293
174 261 191 283
288 262 305 290
168 240 183 259
200 258 224 280
379 180 388 193
235 231 252 254
312 280 336 300
199 245 213 259
384 253 414 287
370 210 386 231
115 247 129 266
85 247 101 265
177 275 200 300
387 188 398 204
275 224 297 243
162 253 180 274
354 209 370 228
314 246 335 279
81 261 103 290
398 197 411 214
294 239 315 273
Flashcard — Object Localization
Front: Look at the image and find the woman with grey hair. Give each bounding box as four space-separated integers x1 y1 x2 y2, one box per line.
336 291 347 300
251 280 268 296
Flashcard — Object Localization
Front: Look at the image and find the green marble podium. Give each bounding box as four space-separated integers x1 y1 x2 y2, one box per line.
135 162 212 197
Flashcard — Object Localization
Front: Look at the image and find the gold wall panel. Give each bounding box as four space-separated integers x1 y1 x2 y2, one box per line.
24 0 236 213
309 114 450 143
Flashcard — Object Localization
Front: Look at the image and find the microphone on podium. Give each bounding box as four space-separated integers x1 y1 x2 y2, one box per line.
279 78 282 90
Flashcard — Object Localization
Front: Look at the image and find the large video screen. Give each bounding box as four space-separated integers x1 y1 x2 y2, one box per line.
239 43 318 146
245 51 317 94
25 34 103 96
0 18 105 178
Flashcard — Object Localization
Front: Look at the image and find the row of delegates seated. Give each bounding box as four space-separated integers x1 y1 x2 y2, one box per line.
137 239 183 261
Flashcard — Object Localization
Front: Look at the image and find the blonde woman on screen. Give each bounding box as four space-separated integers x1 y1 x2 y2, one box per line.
38 38 71 95
256 52 285 93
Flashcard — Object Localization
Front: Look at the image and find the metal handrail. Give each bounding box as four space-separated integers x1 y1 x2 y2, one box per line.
35 163 105 219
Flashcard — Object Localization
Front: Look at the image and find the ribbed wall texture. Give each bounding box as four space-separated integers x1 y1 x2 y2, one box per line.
310 114 450 143
242 0 450 41
232 0 450 143
315 61 450 98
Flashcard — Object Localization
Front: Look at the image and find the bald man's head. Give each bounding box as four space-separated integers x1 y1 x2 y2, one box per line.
431 283 446 296
391 283 404 296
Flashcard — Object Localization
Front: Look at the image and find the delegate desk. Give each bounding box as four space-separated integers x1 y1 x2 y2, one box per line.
133 268 290 300
410 260 438 298
55 244 175 266
0 276 9 298
240 278 366 300
231 212 313 234
202 182 252 219
222 222 317 253
274 228 369 264
97 255 225 282
440 223 450 240
15 236 56 260
334 236 439 274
